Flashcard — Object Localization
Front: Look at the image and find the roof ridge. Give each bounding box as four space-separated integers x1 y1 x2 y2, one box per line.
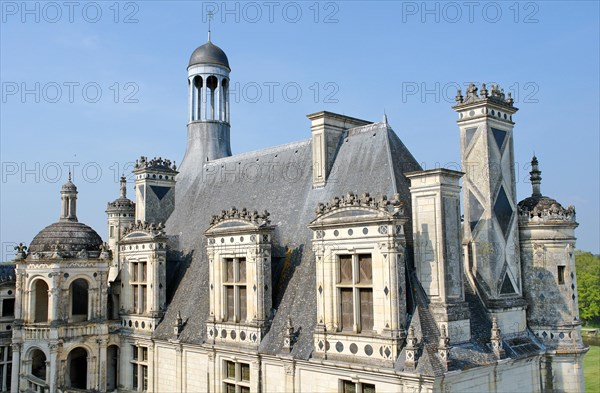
209 139 310 164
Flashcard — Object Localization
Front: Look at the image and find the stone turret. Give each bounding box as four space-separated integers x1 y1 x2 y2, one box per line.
518 155 587 392
106 176 135 269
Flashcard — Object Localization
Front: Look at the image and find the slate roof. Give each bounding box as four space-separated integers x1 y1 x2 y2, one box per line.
154 122 421 359
0 263 15 284
28 221 103 254
189 40 230 69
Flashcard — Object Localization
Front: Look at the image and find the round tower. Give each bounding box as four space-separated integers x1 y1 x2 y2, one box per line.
518 156 587 392
106 176 135 263
178 31 232 189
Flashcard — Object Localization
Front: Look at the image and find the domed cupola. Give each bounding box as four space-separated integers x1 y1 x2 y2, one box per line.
179 29 233 197
27 174 103 257
189 40 230 70
517 156 576 221
107 175 135 212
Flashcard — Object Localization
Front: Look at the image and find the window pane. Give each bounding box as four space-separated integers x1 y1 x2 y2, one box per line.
132 364 138 390
341 289 354 331
226 286 234 322
360 289 374 331
358 254 372 284
6 364 11 390
133 286 139 310
225 383 236 393
241 363 250 381
239 258 246 283
342 380 356 393
363 383 376 393
141 286 147 314
225 259 234 282
226 361 236 379
132 346 138 360
141 347 148 361
142 365 148 390
339 255 353 283
558 266 565 285
133 263 138 282
0 347 4 361
141 263 147 282
239 287 247 322
241 387 250 393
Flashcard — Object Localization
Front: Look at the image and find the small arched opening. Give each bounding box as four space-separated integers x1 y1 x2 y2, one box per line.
207 75 218 120
32 279 49 323
221 78 229 122
70 278 89 322
67 347 88 389
193 75 203 121
31 348 47 381
107 345 119 390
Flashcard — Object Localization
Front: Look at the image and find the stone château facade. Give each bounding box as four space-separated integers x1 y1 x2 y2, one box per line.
2 35 588 393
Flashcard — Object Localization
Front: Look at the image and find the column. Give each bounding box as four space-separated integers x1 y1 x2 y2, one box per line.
48 343 58 393
14 273 23 320
50 274 59 322
203 75 209 121
98 338 108 392
215 78 221 121
10 344 20 393
188 77 193 122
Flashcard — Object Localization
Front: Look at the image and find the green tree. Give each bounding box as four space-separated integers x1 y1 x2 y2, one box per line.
575 251 600 324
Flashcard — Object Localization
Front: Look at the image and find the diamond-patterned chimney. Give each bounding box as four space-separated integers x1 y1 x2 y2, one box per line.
453 83 527 334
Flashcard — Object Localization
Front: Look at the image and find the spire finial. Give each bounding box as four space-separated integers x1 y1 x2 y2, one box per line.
383 109 388 125
207 10 213 42
120 174 127 199
530 154 542 197
68 171 72 182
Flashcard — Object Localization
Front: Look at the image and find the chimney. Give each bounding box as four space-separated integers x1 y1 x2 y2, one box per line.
307 111 371 188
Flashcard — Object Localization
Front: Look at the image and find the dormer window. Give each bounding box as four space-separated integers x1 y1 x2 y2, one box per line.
224 257 247 323
338 254 373 333
205 207 273 346
309 192 407 363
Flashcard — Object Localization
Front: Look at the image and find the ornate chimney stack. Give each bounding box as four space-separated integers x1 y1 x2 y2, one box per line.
453 82 527 335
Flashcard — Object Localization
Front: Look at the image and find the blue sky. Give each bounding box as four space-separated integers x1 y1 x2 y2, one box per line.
1 1 598 259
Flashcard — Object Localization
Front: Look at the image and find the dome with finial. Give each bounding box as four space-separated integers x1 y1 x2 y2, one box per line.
28 177 103 257
107 175 135 212
517 155 575 221
189 39 230 69
61 172 77 192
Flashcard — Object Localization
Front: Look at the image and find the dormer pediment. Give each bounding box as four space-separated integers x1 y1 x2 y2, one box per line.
206 207 272 235
120 221 166 244
309 192 405 228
